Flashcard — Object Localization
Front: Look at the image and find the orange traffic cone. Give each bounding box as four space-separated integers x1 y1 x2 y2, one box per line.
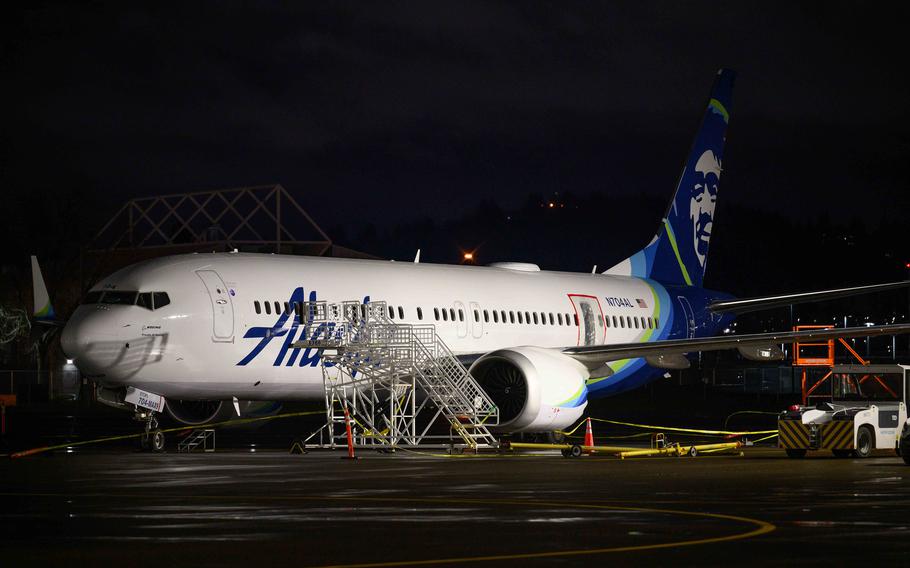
583 417 595 453
342 405 358 460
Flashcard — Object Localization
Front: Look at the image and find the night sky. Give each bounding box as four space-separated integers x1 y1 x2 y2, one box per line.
5 3 910 268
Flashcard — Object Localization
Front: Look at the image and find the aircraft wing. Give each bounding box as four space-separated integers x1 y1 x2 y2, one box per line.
563 323 910 367
708 281 910 314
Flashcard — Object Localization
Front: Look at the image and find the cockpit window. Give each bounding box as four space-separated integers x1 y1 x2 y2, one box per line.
83 291 104 304
85 290 170 310
136 292 153 310
152 292 170 309
101 291 138 305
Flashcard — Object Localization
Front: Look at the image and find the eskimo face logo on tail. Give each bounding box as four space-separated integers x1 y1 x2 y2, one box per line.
690 149 721 268
237 288 365 368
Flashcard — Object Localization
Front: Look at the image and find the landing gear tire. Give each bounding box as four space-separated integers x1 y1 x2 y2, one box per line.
150 430 165 452
855 426 874 459
688 446 698 457
832 449 853 458
785 449 807 459
547 431 567 445
569 444 583 458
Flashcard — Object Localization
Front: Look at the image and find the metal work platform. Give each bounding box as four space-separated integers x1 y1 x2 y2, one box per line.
293 301 500 450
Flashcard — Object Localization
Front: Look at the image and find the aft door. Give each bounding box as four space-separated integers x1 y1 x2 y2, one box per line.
568 294 605 346
677 296 696 339
196 270 234 342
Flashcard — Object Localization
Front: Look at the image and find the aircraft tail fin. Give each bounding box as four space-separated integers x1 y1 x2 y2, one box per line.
31 256 57 322
606 69 735 287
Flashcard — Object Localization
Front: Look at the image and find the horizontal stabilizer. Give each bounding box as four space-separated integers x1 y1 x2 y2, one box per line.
564 324 910 366
709 280 910 314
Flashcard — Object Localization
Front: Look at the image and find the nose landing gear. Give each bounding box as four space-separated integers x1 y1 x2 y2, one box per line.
136 411 165 452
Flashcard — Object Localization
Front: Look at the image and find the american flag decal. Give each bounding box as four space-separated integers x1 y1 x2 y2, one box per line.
636 298 648 308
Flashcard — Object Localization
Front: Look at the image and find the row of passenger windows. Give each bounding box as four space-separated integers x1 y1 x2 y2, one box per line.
253 300 658 330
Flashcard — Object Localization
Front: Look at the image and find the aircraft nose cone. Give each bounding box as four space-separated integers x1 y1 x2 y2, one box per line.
60 308 122 376
60 316 85 361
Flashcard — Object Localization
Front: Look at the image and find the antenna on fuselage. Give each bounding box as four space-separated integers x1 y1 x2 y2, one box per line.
591 265 598 274
414 249 421 263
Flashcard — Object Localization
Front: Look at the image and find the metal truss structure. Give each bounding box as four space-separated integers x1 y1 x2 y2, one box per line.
294 301 500 450
89 184 332 255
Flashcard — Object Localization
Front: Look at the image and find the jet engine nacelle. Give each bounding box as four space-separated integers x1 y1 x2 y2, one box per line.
469 346 588 433
165 399 282 426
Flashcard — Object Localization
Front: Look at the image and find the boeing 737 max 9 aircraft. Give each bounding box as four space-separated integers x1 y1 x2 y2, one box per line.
53 69 910 439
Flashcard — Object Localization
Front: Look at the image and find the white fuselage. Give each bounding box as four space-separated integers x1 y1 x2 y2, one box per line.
61 253 668 400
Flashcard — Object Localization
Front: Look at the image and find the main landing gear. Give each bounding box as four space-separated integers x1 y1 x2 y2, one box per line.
136 410 165 452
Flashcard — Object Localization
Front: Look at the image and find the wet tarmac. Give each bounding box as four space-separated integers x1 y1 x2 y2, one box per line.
1 447 908 567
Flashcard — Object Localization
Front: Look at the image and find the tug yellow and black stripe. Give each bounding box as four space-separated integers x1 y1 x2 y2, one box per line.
777 420 811 449
820 421 854 450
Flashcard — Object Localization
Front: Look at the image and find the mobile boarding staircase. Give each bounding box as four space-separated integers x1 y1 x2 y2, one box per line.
292 301 500 451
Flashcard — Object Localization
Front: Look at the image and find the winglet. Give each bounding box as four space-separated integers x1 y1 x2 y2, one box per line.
414 249 421 263
30 256 57 321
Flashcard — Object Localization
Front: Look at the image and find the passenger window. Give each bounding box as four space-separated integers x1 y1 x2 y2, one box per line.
619 317 624 328
501 310 507 323
136 293 152 310
627 316 632 328
398 306 404 320
493 310 499 323
417 307 423 320
458 309 464 322
434 308 439 321
388 306 394 319
605 315 610 328
274 302 281 315
264 301 271 315
483 310 489 323
254 301 261 315
509 311 515 324
548 313 554 325
523 311 529 324
557 313 563 326
648 317 653 329
473 309 479 322
532 313 538 325
655 317 660 328
450 308 456 321
442 309 448 322
634 317 639 329
612 316 617 328
573 314 579 326
517 312 523 324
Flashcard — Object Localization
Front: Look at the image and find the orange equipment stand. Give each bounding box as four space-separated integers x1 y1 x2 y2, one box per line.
793 325 896 405
0 394 16 436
